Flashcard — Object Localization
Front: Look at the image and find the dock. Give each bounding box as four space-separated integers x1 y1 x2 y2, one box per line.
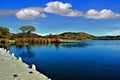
0 48 50 80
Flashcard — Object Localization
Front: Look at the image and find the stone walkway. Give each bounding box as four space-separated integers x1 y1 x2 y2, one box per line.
0 48 50 80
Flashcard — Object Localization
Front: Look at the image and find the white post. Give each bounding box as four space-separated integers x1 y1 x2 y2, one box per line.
48 78 52 80
12 53 14 57
32 64 36 71
4 49 6 52
18 57 22 62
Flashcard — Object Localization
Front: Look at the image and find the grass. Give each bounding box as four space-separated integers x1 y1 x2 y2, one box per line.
9 40 15 43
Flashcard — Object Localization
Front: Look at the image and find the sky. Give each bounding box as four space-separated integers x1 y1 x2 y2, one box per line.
0 0 120 36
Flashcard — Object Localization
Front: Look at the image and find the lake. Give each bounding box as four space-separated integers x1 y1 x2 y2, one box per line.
8 40 120 80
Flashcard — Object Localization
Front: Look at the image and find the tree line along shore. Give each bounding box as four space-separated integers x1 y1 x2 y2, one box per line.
0 26 120 43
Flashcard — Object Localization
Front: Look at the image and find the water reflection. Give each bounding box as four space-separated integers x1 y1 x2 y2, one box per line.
14 42 90 49
19 45 35 58
8 42 90 59
60 42 90 48
0 43 12 49
54 43 60 49
7 40 120 80
0 42 90 49
1 42 90 59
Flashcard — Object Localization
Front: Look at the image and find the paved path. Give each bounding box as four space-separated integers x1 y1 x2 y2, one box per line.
0 48 50 80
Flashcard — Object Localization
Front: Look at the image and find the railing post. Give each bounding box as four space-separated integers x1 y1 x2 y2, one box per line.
32 64 36 71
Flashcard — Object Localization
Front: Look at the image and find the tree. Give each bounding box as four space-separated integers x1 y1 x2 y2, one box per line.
19 26 36 33
56 35 60 40
19 26 27 33
0 31 2 37
0 27 9 35
55 34 61 42
27 26 36 34
47 34 54 38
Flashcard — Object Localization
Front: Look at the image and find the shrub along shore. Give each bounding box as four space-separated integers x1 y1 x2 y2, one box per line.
0 26 120 44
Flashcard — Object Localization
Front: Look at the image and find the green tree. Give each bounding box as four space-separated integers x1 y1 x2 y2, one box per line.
0 27 9 35
27 26 36 34
19 26 36 33
0 31 2 37
19 26 28 33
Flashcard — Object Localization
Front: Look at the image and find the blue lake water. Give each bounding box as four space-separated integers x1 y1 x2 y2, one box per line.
8 40 120 80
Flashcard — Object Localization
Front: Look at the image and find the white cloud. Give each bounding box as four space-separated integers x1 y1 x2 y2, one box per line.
105 30 120 36
85 9 120 19
16 7 46 20
0 1 120 20
44 1 83 17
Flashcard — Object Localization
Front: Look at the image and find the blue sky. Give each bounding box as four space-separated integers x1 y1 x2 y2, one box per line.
0 0 120 36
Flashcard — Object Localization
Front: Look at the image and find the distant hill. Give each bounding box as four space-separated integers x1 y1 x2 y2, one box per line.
4 31 120 41
44 32 120 40
98 36 120 40
59 32 96 40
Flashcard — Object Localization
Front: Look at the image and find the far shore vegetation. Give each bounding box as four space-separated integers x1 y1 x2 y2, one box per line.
0 26 120 44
